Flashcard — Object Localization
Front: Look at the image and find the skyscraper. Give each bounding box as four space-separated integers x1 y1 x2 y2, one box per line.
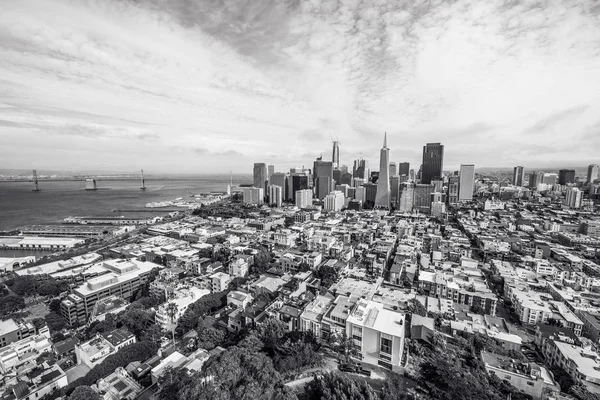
332 141 340 167
268 185 282 207
398 183 414 213
253 163 267 194
413 184 433 213
291 174 309 200
267 164 275 181
324 190 344 212
375 133 391 208
448 176 459 205
421 143 444 184
587 164 599 184
513 166 525 186
270 173 288 200
558 169 575 185
353 158 368 180
389 162 397 177
398 162 410 177
295 189 313 208
459 164 475 201
313 160 334 200
529 171 544 190
565 187 582 209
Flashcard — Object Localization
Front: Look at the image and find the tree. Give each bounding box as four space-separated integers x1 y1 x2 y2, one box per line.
196 327 226 350
328 332 358 364
315 264 338 289
253 249 272 274
165 302 179 344
49 299 61 312
305 373 378 400
45 312 67 332
69 386 100 400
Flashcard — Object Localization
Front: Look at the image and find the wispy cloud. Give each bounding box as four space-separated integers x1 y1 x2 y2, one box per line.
1 0 600 172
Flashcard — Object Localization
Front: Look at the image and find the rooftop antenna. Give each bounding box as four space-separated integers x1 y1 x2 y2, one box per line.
32 169 40 192
140 169 146 190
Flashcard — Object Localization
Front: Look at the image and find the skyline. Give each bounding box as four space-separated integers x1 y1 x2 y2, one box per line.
1 0 600 173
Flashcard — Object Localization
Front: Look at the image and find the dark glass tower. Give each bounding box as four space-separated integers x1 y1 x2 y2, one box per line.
421 143 444 184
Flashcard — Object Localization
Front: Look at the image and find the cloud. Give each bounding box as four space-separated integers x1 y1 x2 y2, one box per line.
524 105 590 134
1 0 600 172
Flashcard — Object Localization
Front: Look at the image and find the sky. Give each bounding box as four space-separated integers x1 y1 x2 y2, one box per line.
1 0 600 174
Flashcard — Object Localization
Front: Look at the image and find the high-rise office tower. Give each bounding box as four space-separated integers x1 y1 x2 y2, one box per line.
332 141 340 167
409 169 415 181
398 162 410 177
267 164 275 181
324 190 345 212
290 174 309 201
353 158 368 180
414 184 433 213
421 143 444 184
341 172 353 186
269 173 288 200
354 186 366 204
448 176 459 205
295 189 313 208
268 185 282 208
559 169 576 185
375 133 391 208
363 182 378 206
313 160 334 200
253 163 267 194
243 187 264 205
529 171 544 190
459 164 475 201
587 164 599 184
398 183 414 213
335 184 350 197
390 176 401 208
333 168 342 186
513 166 525 186
340 165 349 175
543 173 558 185
389 162 397 177
565 187 582 209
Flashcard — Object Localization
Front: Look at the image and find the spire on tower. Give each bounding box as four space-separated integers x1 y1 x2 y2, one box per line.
383 132 387 148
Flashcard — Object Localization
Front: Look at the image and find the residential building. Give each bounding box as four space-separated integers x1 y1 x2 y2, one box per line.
324 190 345 212
481 351 559 400
459 164 475 201
346 299 406 372
295 189 313 208
75 328 136 368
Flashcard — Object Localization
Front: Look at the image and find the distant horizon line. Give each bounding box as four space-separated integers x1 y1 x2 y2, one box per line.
0 165 595 176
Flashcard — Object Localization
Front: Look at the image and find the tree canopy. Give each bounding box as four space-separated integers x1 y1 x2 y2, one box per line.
305 373 378 400
69 386 101 400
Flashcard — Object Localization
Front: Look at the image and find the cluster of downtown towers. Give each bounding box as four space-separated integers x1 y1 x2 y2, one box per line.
250 134 475 213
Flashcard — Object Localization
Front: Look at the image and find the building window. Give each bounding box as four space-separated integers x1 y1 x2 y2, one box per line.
380 333 392 355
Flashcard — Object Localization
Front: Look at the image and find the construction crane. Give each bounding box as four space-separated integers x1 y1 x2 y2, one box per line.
32 169 40 192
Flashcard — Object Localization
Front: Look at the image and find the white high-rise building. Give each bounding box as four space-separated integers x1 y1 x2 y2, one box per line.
243 187 264 205
324 190 345 212
375 133 391 208
459 164 475 201
295 189 313 208
565 187 582 209
587 164 599 184
268 185 282 208
354 186 366 204
389 162 397 177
